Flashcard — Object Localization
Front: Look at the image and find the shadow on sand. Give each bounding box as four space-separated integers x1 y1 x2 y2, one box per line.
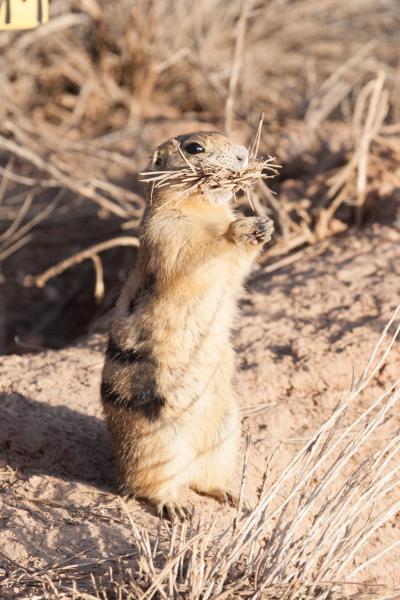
0 392 115 490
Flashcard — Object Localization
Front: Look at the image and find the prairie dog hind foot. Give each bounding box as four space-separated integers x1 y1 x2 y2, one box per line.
155 500 192 521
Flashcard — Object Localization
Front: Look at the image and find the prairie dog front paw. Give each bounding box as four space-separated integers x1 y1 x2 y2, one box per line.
228 217 274 246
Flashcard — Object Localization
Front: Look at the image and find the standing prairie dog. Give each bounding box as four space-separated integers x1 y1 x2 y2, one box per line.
101 131 274 519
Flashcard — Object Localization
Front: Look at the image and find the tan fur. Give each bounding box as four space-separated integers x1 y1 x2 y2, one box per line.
101 131 274 519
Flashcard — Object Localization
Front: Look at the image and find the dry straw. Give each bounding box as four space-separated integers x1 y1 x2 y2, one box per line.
140 154 279 196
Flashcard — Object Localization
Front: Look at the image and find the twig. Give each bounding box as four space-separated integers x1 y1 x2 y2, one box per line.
91 253 105 302
0 233 33 261
233 425 251 534
355 72 388 226
224 0 251 135
0 191 33 242
0 157 15 205
23 236 140 288
250 113 264 159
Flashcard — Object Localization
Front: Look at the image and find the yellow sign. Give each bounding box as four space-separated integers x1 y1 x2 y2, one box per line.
0 0 48 30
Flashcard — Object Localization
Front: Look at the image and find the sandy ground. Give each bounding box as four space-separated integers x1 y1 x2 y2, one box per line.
1 223 400 596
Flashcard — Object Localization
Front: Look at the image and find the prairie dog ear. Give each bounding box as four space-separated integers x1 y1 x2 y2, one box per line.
152 150 164 169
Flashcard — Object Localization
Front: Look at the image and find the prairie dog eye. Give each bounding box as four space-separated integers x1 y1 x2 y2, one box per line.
184 142 205 155
153 151 163 168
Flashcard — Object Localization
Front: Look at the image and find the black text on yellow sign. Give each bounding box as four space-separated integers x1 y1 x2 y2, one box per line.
0 0 48 30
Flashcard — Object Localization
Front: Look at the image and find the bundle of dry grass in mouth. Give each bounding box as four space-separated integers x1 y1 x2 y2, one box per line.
140 117 281 201
139 154 280 197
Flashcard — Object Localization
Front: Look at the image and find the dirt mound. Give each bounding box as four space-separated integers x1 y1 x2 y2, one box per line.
0 223 399 597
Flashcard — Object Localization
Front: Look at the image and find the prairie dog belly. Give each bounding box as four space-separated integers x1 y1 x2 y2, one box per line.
147 261 237 411
152 260 236 359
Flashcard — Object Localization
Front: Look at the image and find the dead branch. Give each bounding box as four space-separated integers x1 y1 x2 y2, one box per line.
24 236 140 289
224 0 251 136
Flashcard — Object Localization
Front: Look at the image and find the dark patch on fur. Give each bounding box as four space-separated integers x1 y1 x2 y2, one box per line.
101 381 122 406
144 272 157 291
134 388 166 420
101 381 165 421
128 296 139 314
128 273 157 314
106 337 150 363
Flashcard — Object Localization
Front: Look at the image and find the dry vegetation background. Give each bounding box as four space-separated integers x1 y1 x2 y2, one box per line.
1 0 400 598
1 0 400 352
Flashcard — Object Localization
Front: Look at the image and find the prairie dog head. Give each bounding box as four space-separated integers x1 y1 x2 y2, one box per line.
151 131 249 172
149 131 249 204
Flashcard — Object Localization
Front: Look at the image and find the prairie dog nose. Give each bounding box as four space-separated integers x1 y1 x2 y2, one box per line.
234 144 249 169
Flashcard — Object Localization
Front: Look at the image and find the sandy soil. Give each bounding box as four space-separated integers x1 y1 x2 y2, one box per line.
0 223 400 597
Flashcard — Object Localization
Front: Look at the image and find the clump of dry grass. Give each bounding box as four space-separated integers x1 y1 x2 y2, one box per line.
5 307 400 599
140 156 279 197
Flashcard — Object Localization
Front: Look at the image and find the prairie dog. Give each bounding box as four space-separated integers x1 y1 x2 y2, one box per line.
101 131 274 519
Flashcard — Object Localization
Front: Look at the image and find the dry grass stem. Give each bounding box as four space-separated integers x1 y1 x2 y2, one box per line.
224 0 252 136
140 156 280 199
